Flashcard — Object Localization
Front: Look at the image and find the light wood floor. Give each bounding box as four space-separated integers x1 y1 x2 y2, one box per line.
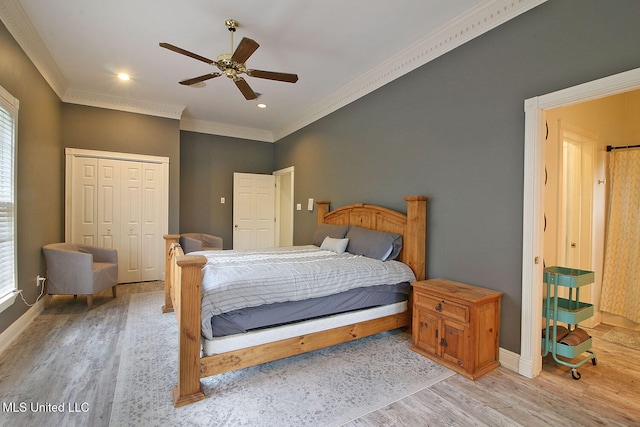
1 282 639 426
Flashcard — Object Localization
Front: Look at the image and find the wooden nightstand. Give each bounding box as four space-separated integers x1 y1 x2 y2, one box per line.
411 278 503 379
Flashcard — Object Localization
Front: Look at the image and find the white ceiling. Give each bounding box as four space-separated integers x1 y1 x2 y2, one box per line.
0 0 543 141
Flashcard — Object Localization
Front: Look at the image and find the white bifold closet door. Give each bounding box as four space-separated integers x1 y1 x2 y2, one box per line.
65 148 168 283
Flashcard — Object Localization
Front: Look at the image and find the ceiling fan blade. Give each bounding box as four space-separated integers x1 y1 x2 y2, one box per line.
247 69 298 83
179 73 222 86
159 42 216 65
234 77 258 100
230 37 260 64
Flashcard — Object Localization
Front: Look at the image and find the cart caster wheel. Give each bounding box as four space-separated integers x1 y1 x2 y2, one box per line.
592 358 597 366
571 369 581 380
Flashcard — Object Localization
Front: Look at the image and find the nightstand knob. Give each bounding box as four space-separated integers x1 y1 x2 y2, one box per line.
440 337 448 347
435 303 443 312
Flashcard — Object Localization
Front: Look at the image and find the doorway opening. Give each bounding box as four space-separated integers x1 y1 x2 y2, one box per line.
520 67 640 379
274 166 295 247
231 167 294 249
543 120 602 329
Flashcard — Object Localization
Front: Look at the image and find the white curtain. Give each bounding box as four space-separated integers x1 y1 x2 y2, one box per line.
600 148 640 323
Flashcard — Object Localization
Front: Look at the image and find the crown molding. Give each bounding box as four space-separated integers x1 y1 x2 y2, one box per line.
2 0 546 141
0 0 68 99
180 117 274 142
63 88 185 120
272 0 547 141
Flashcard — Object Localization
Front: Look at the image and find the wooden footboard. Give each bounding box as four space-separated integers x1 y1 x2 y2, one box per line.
200 311 410 377
163 195 427 407
162 234 179 314
163 235 208 406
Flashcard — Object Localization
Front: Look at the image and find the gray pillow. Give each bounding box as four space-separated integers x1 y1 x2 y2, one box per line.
312 223 350 246
320 237 349 254
345 226 402 261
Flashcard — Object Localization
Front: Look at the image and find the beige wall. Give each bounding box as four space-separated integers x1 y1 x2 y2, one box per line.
543 89 639 267
622 90 640 144
543 89 640 323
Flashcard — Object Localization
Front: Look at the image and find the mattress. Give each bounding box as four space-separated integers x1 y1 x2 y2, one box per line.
195 245 416 340
211 282 411 337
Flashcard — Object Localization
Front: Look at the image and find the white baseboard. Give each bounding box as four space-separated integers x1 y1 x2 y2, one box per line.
0 297 45 356
499 347 521 373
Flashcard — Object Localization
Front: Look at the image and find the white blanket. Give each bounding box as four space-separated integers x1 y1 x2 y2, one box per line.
195 246 416 340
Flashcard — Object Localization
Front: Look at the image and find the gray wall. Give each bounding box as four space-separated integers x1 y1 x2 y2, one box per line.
61 104 181 233
274 0 640 353
3 1 640 353
0 21 63 333
179 131 274 249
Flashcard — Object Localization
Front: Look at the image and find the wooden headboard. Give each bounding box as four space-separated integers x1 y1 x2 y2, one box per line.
316 196 427 280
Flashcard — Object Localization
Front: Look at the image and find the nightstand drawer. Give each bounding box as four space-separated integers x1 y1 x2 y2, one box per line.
414 293 469 323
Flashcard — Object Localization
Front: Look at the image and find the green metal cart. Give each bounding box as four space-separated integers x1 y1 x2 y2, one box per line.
542 266 597 379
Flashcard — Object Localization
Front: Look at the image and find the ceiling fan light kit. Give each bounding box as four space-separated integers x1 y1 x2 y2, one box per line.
160 19 298 100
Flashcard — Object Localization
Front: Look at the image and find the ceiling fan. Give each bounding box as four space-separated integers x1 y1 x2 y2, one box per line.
160 19 298 100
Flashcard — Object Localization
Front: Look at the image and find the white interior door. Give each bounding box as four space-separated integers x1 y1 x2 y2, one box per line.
69 156 98 246
119 161 142 283
140 162 165 281
233 173 275 249
97 158 121 250
560 134 594 270
557 125 599 327
66 148 169 284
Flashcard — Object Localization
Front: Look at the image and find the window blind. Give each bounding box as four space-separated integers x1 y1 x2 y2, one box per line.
0 86 18 312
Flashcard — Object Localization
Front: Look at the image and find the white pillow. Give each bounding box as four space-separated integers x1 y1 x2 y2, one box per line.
320 236 349 254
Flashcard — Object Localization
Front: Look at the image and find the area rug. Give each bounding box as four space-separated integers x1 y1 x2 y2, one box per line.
109 292 453 426
601 326 640 351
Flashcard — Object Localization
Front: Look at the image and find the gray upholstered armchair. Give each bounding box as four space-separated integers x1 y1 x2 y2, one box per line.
42 243 118 309
179 233 224 253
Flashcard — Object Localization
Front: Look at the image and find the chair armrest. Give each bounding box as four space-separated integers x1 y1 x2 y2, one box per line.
201 234 223 249
179 236 203 254
78 244 118 263
43 247 94 279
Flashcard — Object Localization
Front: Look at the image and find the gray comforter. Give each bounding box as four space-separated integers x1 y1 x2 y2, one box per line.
195 245 416 340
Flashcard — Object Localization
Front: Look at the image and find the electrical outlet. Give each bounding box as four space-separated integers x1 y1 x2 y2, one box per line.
36 275 46 287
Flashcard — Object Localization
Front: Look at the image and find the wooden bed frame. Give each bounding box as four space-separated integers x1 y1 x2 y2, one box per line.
162 195 427 407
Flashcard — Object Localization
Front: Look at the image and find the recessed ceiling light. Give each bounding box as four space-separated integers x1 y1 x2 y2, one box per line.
117 73 131 81
257 103 267 109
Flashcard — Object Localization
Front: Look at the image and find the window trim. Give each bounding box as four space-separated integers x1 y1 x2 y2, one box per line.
0 85 19 313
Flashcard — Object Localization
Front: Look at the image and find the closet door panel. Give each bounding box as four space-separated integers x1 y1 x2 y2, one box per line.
141 162 165 281
69 157 98 245
66 149 169 284
97 159 121 250
119 162 142 283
